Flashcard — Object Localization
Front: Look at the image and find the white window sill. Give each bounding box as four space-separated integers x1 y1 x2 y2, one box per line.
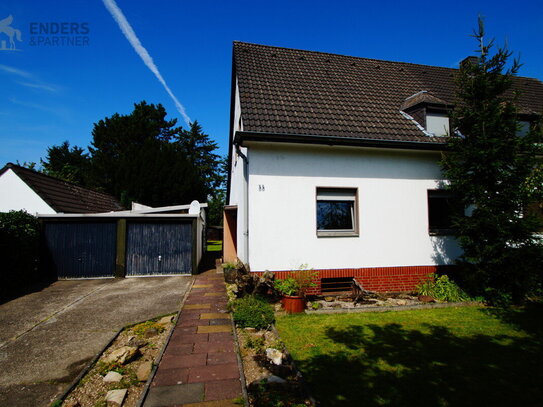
317 231 359 238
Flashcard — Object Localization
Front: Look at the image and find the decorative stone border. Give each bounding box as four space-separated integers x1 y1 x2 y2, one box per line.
305 301 483 314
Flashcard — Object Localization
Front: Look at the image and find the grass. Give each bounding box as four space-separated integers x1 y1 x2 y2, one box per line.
207 240 222 252
276 305 543 407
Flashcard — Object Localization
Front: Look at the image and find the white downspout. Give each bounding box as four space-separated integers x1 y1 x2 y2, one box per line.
236 145 249 264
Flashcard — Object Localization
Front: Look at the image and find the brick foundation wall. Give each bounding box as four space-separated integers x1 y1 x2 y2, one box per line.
254 265 442 294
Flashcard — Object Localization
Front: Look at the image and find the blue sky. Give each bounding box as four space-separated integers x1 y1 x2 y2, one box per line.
1 0 542 167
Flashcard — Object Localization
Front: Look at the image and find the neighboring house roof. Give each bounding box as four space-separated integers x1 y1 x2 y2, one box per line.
233 42 543 146
0 163 123 213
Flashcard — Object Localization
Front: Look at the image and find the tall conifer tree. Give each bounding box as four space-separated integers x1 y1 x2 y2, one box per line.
442 18 543 303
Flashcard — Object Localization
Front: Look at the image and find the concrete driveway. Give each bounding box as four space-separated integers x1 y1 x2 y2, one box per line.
0 276 193 407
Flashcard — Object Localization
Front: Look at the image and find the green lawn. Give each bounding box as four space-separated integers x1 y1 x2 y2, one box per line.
207 240 222 252
276 305 543 407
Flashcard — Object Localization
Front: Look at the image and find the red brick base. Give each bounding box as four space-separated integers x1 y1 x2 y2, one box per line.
255 265 443 294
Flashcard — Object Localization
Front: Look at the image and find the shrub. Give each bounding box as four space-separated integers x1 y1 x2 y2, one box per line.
274 265 317 297
0 210 44 302
417 274 471 302
231 295 275 329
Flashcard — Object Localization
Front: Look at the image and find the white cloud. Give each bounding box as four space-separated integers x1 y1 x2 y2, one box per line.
16 81 59 93
0 64 33 78
102 0 191 126
0 64 60 93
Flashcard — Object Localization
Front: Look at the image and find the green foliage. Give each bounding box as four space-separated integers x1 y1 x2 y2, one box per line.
49 400 62 407
274 278 300 296
88 101 208 207
276 306 543 406
442 18 543 303
0 210 43 301
131 320 165 338
173 121 226 225
232 295 275 329
41 141 91 186
223 262 237 271
274 265 318 297
96 360 126 376
244 334 265 351
417 275 471 302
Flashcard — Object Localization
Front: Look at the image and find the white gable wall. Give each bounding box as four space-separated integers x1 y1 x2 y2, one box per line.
246 143 461 271
228 78 249 262
0 169 56 214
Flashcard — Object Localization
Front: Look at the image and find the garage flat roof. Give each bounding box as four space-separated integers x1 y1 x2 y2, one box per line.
38 213 199 219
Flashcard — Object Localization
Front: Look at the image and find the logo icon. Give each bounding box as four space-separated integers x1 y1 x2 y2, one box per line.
0 15 22 51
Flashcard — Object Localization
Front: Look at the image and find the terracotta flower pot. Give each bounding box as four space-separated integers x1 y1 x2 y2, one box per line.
282 295 306 313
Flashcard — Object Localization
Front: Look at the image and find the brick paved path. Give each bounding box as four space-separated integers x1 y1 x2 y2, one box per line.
144 272 243 407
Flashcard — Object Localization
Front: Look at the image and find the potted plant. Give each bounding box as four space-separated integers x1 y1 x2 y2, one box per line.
274 266 317 313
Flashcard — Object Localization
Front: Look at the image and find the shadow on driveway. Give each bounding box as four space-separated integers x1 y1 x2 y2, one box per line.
0 276 193 407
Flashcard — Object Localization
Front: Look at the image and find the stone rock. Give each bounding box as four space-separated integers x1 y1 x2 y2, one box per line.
64 401 81 407
144 327 159 338
244 327 256 333
396 299 407 306
267 375 287 384
137 361 153 381
158 315 174 326
330 303 342 308
324 296 335 302
105 389 127 406
274 303 283 312
266 348 284 365
103 371 123 383
264 331 275 342
126 337 147 348
103 346 140 365
418 295 436 303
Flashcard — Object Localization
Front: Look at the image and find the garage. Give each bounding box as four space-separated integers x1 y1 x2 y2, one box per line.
40 202 206 279
126 221 193 276
43 222 117 278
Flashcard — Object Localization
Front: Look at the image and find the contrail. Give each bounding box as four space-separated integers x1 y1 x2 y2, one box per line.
102 0 191 126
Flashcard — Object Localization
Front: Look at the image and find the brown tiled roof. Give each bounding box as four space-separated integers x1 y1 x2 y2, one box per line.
400 91 449 111
0 163 123 213
233 42 543 145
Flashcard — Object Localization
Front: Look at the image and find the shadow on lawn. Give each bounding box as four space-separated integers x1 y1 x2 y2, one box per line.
298 317 542 407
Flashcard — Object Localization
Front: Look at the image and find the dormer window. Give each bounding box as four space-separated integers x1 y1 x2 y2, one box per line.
426 112 450 136
401 91 451 137
517 121 530 137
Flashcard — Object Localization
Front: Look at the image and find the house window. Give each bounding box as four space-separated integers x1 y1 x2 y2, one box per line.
428 190 458 235
517 121 531 137
316 188 358 237
426 112 450 136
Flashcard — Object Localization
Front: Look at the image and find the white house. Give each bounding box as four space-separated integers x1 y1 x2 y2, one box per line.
0 163 123 214
224 42 543 293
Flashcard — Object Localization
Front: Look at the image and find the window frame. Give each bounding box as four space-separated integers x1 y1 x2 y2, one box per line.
427 189 459 236
316 187 359 237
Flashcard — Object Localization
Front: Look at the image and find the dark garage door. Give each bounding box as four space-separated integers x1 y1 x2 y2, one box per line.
126 222 192 276
44 222 117 278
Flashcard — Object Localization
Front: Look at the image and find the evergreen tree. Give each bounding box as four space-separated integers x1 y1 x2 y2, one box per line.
207 156 228 226
88 101 207 207
41 141 91 186
442 18 543 303
174 121 222 194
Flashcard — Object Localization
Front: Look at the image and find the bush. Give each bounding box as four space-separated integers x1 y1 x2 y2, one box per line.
0 210 44 302
417 274 471 302
274 265 317 297
231 295 275 329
